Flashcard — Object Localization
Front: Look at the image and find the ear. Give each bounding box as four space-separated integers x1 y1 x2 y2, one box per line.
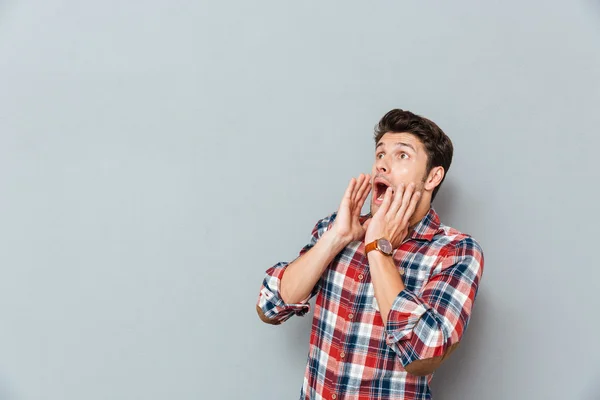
424 166 445 192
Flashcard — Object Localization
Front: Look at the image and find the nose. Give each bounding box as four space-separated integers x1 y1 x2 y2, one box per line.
375 156 388 174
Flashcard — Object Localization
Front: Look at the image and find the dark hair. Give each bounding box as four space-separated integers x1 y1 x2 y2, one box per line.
374 109 453 202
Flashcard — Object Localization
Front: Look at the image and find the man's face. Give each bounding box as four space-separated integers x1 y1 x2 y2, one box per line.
370 132 429 215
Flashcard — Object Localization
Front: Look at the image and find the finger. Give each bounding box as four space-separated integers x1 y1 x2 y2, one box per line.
356 174 371 201
340 178 356 210
396 182 415 218
387 183 405 216
376 186 394 215
352 174 366 206
402 189 421 227
353 174 371 216
357 177 372 215
355 185 372 217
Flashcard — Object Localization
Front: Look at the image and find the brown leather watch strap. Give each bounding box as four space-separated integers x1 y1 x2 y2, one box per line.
365 240 378 254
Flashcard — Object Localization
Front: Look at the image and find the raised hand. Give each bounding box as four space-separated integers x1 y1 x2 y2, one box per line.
330 174 372 245
365 182 421 249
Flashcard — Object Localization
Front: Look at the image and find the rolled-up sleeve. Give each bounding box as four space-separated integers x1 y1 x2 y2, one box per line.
256 213 335 325
385 237 484 369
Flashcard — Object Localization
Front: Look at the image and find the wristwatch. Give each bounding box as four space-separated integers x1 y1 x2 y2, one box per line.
365 238 393 256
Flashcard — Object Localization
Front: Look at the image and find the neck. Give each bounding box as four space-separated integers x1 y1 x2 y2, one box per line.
408 199 432 229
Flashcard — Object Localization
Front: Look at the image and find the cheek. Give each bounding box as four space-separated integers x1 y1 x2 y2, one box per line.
392 166 411 179
391 165 423 185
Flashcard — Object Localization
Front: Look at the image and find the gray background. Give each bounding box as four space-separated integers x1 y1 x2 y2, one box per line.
0 1 599 399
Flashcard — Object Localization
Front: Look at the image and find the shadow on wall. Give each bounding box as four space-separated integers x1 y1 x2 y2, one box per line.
582 377 600 400
429 180 492 398
431 177 484 233
431 179 458 221
429 292 491 399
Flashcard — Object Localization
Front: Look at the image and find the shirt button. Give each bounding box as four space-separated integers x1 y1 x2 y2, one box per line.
348 313 354 320
332 395 337 399
340 352 346 358
358 274 364 280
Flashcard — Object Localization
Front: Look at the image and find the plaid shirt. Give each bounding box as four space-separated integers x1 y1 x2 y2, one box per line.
257 208 484 400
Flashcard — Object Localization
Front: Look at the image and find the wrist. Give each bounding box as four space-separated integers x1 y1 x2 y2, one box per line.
365 233 388 247
364 227 387 246
365 237 393 257
364 234 377 244
321 229 351 253
367 249 389 263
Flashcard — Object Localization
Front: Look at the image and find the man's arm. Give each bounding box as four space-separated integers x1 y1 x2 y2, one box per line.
256 222 343 325
369 238 484 375
367 251 405 324
279 230 347 304
256 174 372 325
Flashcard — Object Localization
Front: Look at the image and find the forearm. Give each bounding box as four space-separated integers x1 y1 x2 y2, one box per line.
280 230 348 304
367 251 405 324
368 252 448 375
376 239 484 375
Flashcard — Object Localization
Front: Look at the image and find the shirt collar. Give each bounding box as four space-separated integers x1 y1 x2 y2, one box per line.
409 207 441 242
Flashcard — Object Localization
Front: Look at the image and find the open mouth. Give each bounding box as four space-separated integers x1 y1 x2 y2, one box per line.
373 179 392 203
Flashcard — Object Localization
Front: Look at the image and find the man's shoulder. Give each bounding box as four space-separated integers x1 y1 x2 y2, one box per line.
315 211 337 228
434 223 483 256
308 211 338 239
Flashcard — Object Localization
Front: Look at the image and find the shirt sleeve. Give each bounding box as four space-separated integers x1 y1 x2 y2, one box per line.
384 236 484 368
256 213 336 325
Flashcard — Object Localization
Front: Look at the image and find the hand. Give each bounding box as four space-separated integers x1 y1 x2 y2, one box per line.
364 183 421 249
329 174 372 246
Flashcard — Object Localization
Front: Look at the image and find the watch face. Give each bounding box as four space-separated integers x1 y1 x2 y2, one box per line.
377 239 393 255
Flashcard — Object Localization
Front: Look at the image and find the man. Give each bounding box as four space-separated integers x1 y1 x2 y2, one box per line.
256 109 484 400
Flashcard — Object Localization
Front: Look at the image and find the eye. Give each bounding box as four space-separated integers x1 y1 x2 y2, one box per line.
398 152 408 160
376 152 385 159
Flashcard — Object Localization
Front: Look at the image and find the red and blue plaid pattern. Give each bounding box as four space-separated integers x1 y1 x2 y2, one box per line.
257 208 484 399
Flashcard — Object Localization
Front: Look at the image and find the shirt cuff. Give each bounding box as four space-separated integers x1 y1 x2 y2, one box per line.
385 289 430 345
258 262 311 322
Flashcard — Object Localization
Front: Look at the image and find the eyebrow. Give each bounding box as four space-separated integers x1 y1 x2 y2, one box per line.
375 141 417 153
